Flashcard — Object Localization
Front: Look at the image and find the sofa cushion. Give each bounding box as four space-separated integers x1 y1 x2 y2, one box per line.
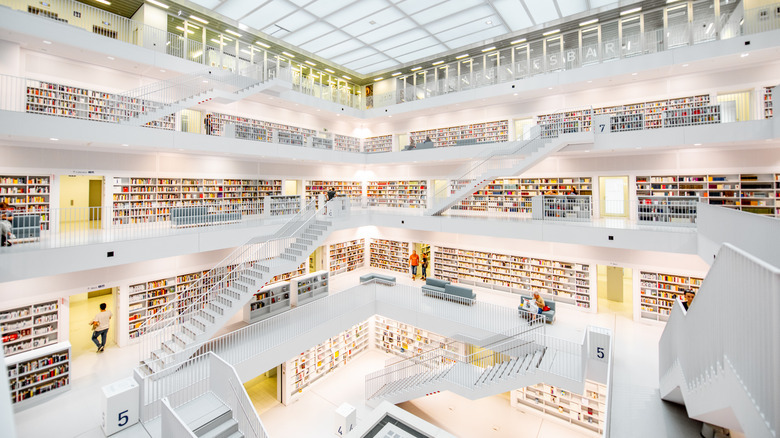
444 284 475 300
425 278 450 288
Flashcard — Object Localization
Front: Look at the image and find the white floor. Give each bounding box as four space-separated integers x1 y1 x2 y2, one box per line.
9 268 700 438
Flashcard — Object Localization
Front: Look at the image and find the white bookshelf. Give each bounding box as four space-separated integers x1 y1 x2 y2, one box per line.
25 79 174 129
1 299 59 357
433 246 595 311
639 271 703 322
127 276 177 341
305 180 363 207
764 86 774 119
266 195 301 217
329 239 365 276
369 239 410 274
243 281 291 324
452 177 591 215
0 175 51 230
283 319 370 405
5 341 71 411
511 380 607 435
411 120 509 147
292 270 329 306
366 180 427 208
363 135 392 153
333 134 361 152
373 316 463 361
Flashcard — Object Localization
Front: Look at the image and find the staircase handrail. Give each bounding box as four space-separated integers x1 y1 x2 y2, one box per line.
659 243 780 436
365 315 547 399
139 198 323 362
429 106 592 211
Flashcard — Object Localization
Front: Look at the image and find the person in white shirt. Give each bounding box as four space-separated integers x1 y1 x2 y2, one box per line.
91 303 112 353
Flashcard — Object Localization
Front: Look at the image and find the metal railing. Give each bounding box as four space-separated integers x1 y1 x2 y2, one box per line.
142 352 267 438
138 198 327 364
160 397 197 438
659 243 779 437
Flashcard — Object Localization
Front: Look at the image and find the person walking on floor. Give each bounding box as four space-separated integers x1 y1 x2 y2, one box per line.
420 254 428 281
91 303 112 353
410 249 419 280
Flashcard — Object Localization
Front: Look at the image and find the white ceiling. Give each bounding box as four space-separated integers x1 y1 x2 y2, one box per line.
186 0 620 75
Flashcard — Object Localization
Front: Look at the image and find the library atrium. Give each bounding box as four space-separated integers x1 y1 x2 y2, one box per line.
0 0 778 437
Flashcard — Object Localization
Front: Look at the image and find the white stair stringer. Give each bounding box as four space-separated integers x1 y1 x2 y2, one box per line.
122 80 275 127
139 217 334 376
660 357 775 437
367 349 562 407
426 131 593 216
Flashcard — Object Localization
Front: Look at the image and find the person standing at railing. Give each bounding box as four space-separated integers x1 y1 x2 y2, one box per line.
682 289 696 311
204 113 213 135
0 202 13 247
410 250 420 280
90 303 112 353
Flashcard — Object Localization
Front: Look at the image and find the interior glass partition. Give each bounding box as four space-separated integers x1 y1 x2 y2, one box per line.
514 44 530 78
621 16 643 57
601 21 619 61
545 35 563 71
562 31 579 70
666 3 691 48
581 27 600 65
643 9 665 54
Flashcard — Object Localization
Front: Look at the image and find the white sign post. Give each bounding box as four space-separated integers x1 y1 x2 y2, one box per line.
334 402 356 437
101 377 139 436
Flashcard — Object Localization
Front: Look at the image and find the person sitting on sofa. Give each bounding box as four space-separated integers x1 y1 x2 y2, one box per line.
533 292 546 314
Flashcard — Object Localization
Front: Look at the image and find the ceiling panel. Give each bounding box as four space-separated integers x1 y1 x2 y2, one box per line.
436 18 503 43
241 2 299 29
396 0 447 15
317 38 366 59
524 0 561 24
443 26 509 49
189 0 223 8
411 0 484 25
590 0 618 7
273 10 318 34
356 19 416 45
331 47 379 65
343 53 390 70
492 0 535 30
371 28 429 52
383 37 441 58
284 21 336 46
303 0 358 17
287 0 315 6
395 44 448 63
557 0 589 16
298 29 351 52
425 5 495 33
341 7 405 36
325 0 391 28
215 0 267 21
355 59 398 74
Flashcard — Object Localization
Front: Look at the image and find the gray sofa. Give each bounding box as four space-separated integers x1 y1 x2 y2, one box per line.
170 206 241 228
10 215 41 241
359 273 396 285
518 294 556 323
422 278 475 304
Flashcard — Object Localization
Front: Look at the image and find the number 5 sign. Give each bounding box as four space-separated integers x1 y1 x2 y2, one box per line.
101 377 140 436
589 330 610 363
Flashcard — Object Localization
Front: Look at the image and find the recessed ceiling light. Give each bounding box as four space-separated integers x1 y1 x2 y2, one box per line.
210 38 227 45
682 64 689 67
202 80 208 83
740 52 749 57
510 39 526 45
160 69 166 72
121 143 129 146
587 80 593 83
42 40 51 44
632 72 638 75
580 19 598 26
255 41 270 48
513 93 518 96
107 56 114 60
391 72 402 76
325 68 335 73
388 115 392 118
147 0 169 9
543 29 560 36
548 87 553 90
456 54 469 59
342 75 351 80
694 143 702 146
225 29 242 38
432 60 444 66
240 49 251 54
177 148 184 151
49 138 58 141
305 60 316 66
374 77 383 81
185 23 200 29
189 15 208 24
485 19 492 25
176 26 194 34
95 0 110 5
282 51 295 58
336 114 340 116
481 46 496 52
620 7 641 15
411 67 422 71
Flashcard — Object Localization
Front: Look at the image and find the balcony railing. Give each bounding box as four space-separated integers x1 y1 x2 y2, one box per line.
1 0 778 112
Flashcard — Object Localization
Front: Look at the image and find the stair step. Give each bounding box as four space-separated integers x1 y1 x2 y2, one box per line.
191 315 210 332
177 392 231 434
208 301 227 315
162 340 182 355
530 349 544 370
519 352 534 373
199 418 239 438
182 321 204 340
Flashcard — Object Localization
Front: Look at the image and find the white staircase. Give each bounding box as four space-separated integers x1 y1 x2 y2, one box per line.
426 127 593 216
366 317 562 406
658 243 779 437
138 200 340 376
175 392 243 438
119 67 273 127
